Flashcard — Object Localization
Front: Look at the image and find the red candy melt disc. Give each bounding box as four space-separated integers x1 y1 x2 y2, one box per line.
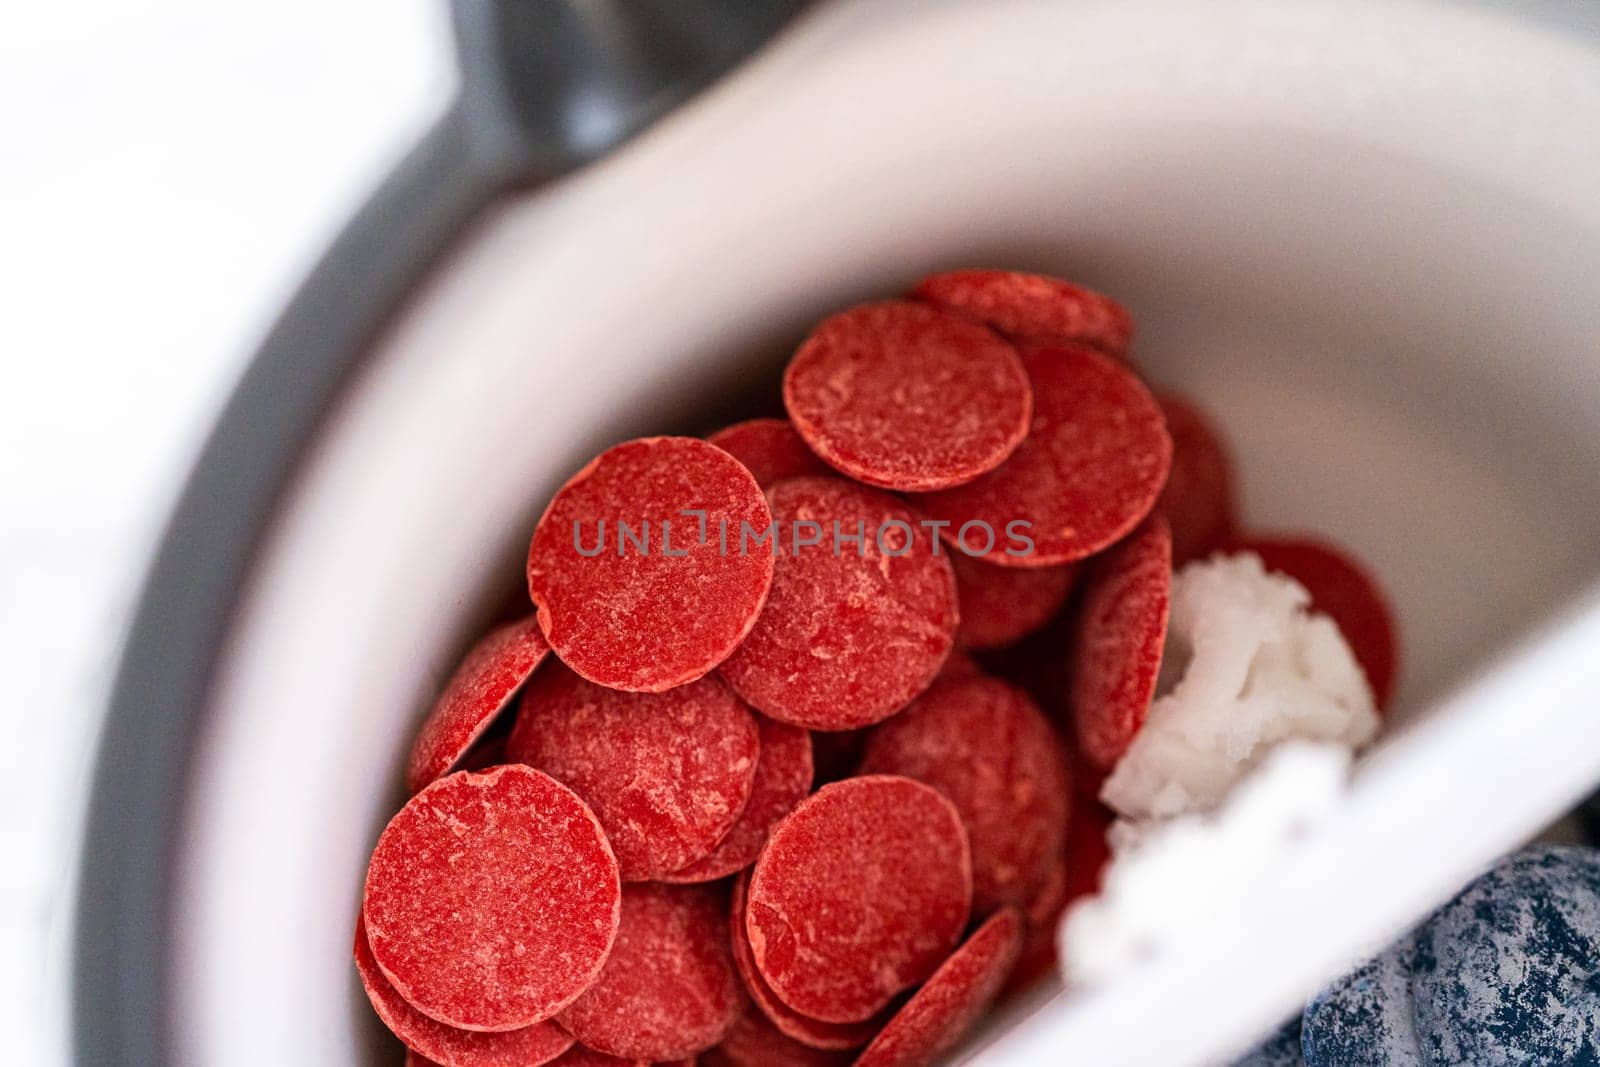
1154 394 1236 565
718 476 958 730
1068 517 1173 772
914 343 1172 567
702 1006 854 1067
783 301 1032 491
728 871 886 1050
859 676 1071 913
362 765 621 1031
558 883 744 1061
745 776 972 1023
507 666 760 882
1235 534 1399 710
708 419 829 488
950 552 1077 650
852 908 1024 1067
355 913 575 1067
663 716 813 884
406 616 551 793
527 436 774 692
911 269 1133 355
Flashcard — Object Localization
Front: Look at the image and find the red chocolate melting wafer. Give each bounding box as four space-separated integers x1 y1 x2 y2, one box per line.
1154 394 1236 565
719 477 958 731
406 616 550 793
745 776 972 1024
663 717 813 884
1235 535 1399 710
709 419 829 489
558 883 744 1061
362 766 621 1032
508 667 760 882
527 436 774 692
914 343 1171 567
859 676 1071 913
950 552 1077 650
783 301 1032 491
911 269 1133 355
852 908 1024 1067
728 871 885 1050
1068 517 1173 772
857 908 1017 1067
355 913 575 1067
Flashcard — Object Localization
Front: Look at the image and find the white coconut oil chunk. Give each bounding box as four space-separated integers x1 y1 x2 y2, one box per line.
1100 552 1379 821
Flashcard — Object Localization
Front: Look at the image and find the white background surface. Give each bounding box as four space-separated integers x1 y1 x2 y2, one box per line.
0 3 448 1061
4 2 1599 1065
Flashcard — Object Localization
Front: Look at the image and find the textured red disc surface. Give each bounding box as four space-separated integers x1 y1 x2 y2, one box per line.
950 552 1077 650
728 871 885 1049
702 1006 854 1067
718 477 958 730
859 676 1071 913
708 419 829 489
911 269 1133 355
783 301 1032 491
527 436 774 692
406 616 551 793
663 717 813 883
1234 535 1399 710
852 908 1024 1067
355 913 575 1067
746 776 972 1023
914 343 1171 567
508 666 760 881
1154 394 1236 565
362 766 621 1031
558 883 744 1061
1068 517 1172 772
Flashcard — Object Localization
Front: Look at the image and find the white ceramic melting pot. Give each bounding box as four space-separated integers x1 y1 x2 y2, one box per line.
86 2 1600 1064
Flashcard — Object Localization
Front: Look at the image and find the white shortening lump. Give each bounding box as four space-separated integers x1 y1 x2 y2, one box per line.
1100 552 1379 821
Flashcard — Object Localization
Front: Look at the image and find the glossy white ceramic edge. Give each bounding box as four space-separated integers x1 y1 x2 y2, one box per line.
169 1 1600 1064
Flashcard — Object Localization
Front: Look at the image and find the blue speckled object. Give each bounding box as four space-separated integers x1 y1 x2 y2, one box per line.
1410 844 1600 1066
1302 938 1426 1066
1234 1015 1304 1066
